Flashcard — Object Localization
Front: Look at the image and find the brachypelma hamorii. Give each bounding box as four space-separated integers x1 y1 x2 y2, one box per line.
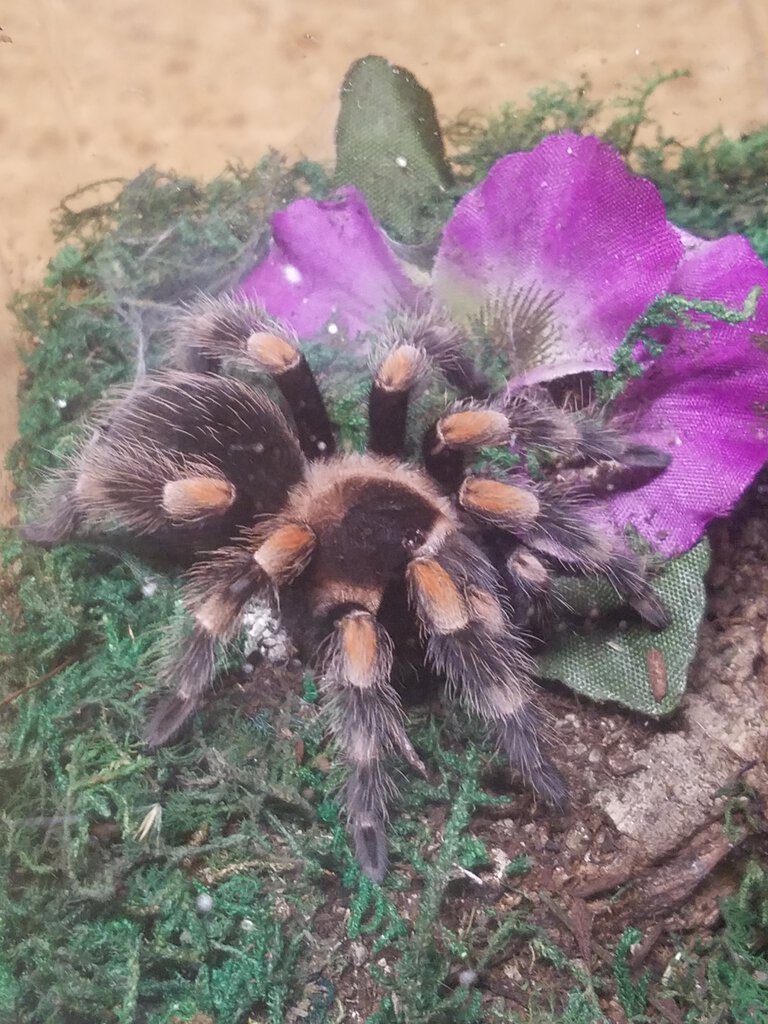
22 294 671 880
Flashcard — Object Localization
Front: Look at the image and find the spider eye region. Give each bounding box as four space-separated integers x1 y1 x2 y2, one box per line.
402 527 425 551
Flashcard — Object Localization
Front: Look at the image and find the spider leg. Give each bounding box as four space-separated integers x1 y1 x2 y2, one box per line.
368 305 492 459
419 389 669 628
21 373 306 557
146 623 219 749
422 404 512 490
76 442 238 535
521 483 670 628
368 343 431 457
319 608 424 881
381 306 491 399
406 532 568 807
504 387 670 476
482 531 552 627
145 522 316 747
421 387 670 493
458 474 668 628
19 470 86 545
171 294 335 459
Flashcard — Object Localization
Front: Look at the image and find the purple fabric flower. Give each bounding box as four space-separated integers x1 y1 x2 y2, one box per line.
240 186 421 342
237 132 768 557
605 234 768 555
433 134 683 386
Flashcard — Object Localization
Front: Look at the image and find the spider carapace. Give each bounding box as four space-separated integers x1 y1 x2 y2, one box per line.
23 295 671 880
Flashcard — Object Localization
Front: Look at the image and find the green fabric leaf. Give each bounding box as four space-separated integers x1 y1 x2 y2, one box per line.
334 54 454 244
537 539 710 716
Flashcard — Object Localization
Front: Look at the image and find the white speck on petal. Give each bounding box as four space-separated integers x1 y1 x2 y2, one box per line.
674 436 683 446
395 155 408 168
283 264 302 284
327 322 339 335
566 146 574 155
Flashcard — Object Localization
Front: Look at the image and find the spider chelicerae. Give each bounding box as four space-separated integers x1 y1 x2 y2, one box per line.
23 294 670 880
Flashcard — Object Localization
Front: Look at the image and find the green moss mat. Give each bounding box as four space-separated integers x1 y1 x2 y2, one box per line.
2 73 767 1023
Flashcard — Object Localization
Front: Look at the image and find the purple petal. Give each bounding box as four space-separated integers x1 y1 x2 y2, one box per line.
606 234 768 555
238 186 421 343
433 133 683 386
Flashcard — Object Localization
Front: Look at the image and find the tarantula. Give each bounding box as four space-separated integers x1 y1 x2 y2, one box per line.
22 295 671 880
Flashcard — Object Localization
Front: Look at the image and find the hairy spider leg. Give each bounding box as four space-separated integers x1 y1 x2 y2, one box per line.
320 608 425 881
378 307 491 400
503 386 671 474
368 307 498 459
368 343 431 457
407 531 568 807
421 385 671 494
418 399 556 623
247 332 336 460
455 475 552 624
455 465 668 628
418 387 670 628
145 522 316 748
514 483 670 628
20 372 306 557
422 404 513 491
170 294 336 459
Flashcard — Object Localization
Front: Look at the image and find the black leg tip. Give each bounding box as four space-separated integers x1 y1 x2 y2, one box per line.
144 695 196 750
19 512 79 547
634 594 671 631
621 443 672 471
353 822 388 883
534 764 570 812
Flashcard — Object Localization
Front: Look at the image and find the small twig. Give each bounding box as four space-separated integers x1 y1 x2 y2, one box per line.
629 921 665 972
574 864 640 900
569 897 595 967
538 891 609 963
454 865 485 886
0 657 76 709
611 822 740 926
648 994 684 1024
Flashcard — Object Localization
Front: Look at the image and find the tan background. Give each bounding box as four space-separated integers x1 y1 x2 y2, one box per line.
2 0 768 523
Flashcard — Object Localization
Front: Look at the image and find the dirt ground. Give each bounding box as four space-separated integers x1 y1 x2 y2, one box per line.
2 0 768 523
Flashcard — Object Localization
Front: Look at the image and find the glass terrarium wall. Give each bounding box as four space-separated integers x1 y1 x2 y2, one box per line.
3 3 768 1023
2 0 768 524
